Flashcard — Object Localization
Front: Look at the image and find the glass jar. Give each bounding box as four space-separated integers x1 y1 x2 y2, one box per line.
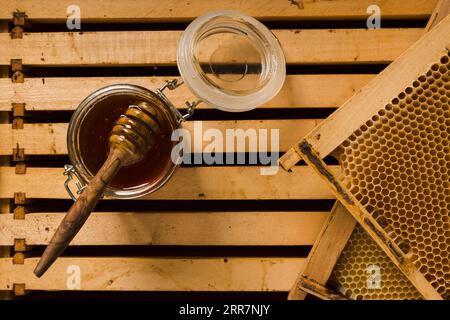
66 84 181 199
177 10 286 112
64 10 285 200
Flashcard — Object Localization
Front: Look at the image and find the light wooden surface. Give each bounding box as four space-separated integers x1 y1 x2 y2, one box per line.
302 16 450 158
0 75 374 111
0 257 305 291
0 120 321 155
0 0 434 297
0 29 422 66
281 6 450 300
293 17 450 299
0 0 437 21
0 211 328 246
288 202 356 299
424 0 450 32
0 19 11 301
0 166 338 199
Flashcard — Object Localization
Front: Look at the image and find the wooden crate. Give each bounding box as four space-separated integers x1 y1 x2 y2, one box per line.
0 0 437 299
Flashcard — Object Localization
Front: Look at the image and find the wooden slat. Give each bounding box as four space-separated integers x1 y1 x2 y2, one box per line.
294 17 450 300
0 0 437 22
0 75 374 111
0 211 328 246
0 166 338 199
285 9 449 301
0 119 320 155
0 29 422 66
288 202 356 299
0 257 305 291
301 16 450 158
424 0 450 32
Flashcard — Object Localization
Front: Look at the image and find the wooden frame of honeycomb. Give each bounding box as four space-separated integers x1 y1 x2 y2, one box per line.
288 203 423 300
281 16 450 300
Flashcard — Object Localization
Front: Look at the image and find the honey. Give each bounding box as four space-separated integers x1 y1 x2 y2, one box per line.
78 94 175 190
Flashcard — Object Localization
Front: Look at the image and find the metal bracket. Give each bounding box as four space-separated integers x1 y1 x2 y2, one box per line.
155 79 201 122
63 164 87 202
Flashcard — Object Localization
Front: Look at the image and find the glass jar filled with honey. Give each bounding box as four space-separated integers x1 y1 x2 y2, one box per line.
64 10 286 200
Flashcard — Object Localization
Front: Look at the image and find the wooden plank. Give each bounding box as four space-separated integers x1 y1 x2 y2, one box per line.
0 0 437 22
0 211 328 246
294 18 450 299
0 18 12 301
0 19 11 299
0 166 338 200
299 145 443 299
0 29 422 66
0 75 374 111
288 202 356 300
0 257 305 291
297 277 350 300
284 8 449 301
424 0 450 32
0 119 320 155
300 16 450 159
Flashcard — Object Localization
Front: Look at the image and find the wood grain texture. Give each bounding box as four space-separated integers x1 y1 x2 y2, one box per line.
0 75 374 111
283 7 450 301
0 0 437 21
0 29 422 66
0 257 305 291
299 143 443 300
288 202 356 300
302 16 450 158
0 211 328 246
0 166 338 199
297 276 350 300
33 146 131 277
424 0 450 32
0 120 321 155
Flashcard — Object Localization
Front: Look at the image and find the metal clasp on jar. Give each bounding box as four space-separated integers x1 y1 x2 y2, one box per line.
63 164 87 201
156 79 201 122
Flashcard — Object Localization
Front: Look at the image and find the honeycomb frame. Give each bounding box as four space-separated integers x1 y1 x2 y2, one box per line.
294 202 423 300
331 224 423 300
286 16 450 299
334 53 449 299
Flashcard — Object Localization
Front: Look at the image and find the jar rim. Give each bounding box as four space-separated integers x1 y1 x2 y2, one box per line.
177 10 286 112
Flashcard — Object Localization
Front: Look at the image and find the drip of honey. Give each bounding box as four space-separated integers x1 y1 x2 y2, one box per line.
78 95 175 190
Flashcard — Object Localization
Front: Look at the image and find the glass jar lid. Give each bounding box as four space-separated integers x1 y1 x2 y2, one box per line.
177 10 286 112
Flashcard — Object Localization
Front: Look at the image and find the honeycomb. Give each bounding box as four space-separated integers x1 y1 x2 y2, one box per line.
335 52 450 299
331 225 422 300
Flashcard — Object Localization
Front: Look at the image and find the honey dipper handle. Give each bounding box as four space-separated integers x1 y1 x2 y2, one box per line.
34 147 128 277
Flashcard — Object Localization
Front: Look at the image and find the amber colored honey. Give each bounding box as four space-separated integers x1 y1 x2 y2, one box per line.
78 95 174 189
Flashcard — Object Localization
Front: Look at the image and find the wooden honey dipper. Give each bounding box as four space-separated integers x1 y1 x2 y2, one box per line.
34 102 162 277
